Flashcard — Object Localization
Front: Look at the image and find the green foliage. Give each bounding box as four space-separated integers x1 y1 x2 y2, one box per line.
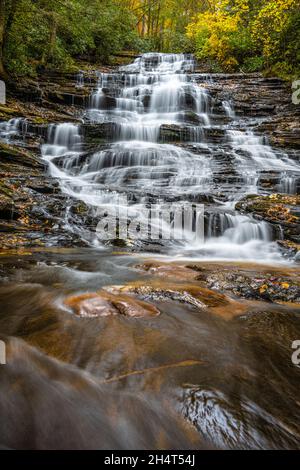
91 3 138 63
242 56 264 72
186 0 299 79
0 0 298 80
160 31 193 54
2 0 139 77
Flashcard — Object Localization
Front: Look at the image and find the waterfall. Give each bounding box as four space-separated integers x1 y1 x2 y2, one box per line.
222 100 235 118
41 123 82 179
0 118 26 143
39 53 299 261
88 53 211 142
42 123 82 156
76 71 84 88
278 173 297 194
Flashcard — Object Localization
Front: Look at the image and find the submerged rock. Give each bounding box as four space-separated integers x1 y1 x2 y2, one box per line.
108 278 247 320
65 290 160 318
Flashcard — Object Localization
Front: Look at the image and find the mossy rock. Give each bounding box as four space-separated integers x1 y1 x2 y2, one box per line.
0 141 41 168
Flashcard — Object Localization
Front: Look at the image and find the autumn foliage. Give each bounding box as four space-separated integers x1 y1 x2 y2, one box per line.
0 0 298 79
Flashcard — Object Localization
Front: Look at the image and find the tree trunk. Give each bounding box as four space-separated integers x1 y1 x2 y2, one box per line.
48 15 57 63
5 0 18 44
41 13 58 65
0 0 8 81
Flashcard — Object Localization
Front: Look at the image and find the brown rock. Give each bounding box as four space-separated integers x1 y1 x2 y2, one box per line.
108 279 247 320
65 290 160 318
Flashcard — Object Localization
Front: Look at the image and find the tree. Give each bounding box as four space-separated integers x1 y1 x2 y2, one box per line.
0 0 7 79
1 0 138 76
0 0 19 80
185 0 300 77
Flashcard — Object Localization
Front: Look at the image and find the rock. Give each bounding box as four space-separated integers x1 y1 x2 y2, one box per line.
65 291 160 318
136 261 300 305
81 123 116 146
136 261 199 281
108 278 247 320
277 240 300 259
183 377 300 450
236 194 300 243
207 271 300 304
46 91 89 107
256 114 300 149
0 142 42 168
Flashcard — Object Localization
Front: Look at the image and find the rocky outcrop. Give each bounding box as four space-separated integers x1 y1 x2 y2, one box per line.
194 73 300 149
136 261 300 305
236 194 300 244
0 140 88 250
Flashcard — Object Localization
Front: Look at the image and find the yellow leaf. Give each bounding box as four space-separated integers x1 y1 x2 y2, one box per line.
281 282 290 289
259 284 268 294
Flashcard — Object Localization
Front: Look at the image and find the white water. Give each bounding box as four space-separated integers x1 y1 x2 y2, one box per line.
0 118 26 143
37 53 299 261
89 54 210 143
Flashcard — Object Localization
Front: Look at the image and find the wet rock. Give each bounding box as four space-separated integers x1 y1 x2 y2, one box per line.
183 383 300 449
207 271 300 304
46 90 89 108
236 194 300 243
0 104 26 121
277 240 300 260
81 123 116 145
136 261 199 282
159 124 225 143
27 180 60 195
0 142 42 168
0 171 88 250
137 261 300 305
65 291 160 318
109 278 247 320
10 83 43 103
256 114 300 149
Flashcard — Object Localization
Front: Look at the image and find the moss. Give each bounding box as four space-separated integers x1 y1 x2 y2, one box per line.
33 116 48 125
0 141 40 168
0 181 14 198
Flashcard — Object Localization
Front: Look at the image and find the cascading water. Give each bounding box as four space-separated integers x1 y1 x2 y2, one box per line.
41 124 84 194
89 54 210 142
278 172 298 194
41 53 300 261
0 117 27 143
